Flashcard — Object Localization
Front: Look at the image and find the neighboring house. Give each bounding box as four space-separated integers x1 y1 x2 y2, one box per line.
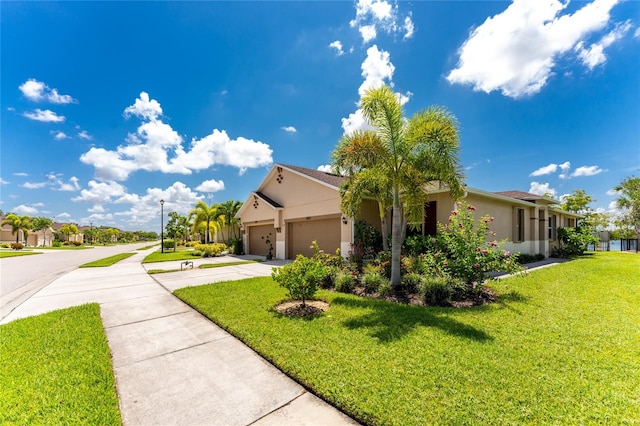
0 216 55 246
236 164 581 260
52 222 84 244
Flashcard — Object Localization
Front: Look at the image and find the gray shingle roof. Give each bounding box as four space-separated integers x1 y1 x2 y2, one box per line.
278 164 346 188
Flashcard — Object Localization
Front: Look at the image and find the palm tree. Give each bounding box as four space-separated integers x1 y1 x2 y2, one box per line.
216 200 243 243
31 216 53 246
2 213 33 244
332 84 465 287
190 201 220 244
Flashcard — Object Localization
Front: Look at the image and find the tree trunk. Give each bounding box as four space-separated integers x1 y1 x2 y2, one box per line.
390 189 402 288
379 202 389 252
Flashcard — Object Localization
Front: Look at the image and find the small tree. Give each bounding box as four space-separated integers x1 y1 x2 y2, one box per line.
31 216 53 246
271 255 327 307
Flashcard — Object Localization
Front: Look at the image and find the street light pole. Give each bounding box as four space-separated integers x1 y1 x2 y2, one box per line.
160 199 165 253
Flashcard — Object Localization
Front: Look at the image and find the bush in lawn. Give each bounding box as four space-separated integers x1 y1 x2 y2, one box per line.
191 250 203 257
435 201 524 285
271 255 327 307
419 276 453 306
0 243 10 248
52 241 62 247
334 270 356 293
72 241 82 246
555 226 599 257
163 240 176 249
362 272 387 293
193 243 227 257
378 280 394 298
401 272 422 294
10 242 24 250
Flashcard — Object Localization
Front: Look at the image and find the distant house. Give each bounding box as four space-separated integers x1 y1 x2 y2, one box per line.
0 216 55 246
236 164 581 260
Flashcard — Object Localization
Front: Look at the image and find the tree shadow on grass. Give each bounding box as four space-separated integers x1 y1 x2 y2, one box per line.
332 296 493 344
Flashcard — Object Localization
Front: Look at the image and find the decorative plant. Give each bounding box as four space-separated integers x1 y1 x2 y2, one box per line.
262 233 273 260
271 255 327 307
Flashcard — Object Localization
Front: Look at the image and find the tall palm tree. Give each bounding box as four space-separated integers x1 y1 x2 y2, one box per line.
216 200 243 243
332 84 465 287
31 216 53 246
190 201 220 244
1 213 32 244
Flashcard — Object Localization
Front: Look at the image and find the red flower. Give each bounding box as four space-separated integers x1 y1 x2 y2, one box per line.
468 205 476 211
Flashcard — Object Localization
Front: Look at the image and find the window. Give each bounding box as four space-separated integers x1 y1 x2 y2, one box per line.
548 215 557 240
565 218 575 227
514 208 525 242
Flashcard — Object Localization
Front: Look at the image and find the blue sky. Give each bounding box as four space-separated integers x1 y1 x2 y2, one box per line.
1 0 639 232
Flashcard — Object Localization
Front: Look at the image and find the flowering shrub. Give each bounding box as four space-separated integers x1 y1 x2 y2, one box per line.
555 227 598 257
271 255 327 307
435 201 524 285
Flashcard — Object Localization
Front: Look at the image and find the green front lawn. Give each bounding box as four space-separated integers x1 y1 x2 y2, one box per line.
0 304 121 425
175 252 640 425
142 247 196 263
80 252 135 267
0 250 41 258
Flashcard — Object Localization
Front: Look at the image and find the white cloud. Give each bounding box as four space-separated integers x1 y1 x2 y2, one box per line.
341 109 375 135
19 79 76 104
559 161 571 179
575 20 631 69
359 45 395 96
606 188 620 196
196 179 225 193
529 181 556 197
403 14 415 39
12 204 39 215
78 130 92 140
447 0 622 98
113 182 203 226
88 205 105 213
350 0 414 43
635 27 640 38
72 180 127 204
22 181 48 189
530 163 558 176
329 40 345 55
0 178 9 185
123 92 163 121
571 165 605 177
281 126 297 133
55 176 81 192
317 165 333 173
359 25 377 43
80 93 273 181
52 131 69 140
56 212 71 219
23 109 65 122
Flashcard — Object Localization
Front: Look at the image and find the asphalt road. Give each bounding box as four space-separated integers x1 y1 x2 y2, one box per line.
0 242 157 320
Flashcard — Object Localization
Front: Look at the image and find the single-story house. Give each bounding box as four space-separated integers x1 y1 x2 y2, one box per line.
236 164 581 260
0 217 55 246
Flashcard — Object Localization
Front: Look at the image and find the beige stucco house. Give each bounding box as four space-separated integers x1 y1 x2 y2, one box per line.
0 219 55 246
236 164 581 260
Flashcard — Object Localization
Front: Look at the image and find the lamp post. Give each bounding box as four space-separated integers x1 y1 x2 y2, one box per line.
90 222 93 245
160 199 165 253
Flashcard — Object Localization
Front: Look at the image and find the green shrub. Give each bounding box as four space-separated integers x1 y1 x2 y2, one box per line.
271 255 327 307
193 243 227 257
517 253 545 264
419 276 452 306
191 250 203 257
378 280 394 298
229 238 244 255
403 235 435 257
362 273 387 293
334 271 356 293
0 243 10 248
320 266 340 289
72 241 82 246
163 240 175 249
401 272 422 293
52 241 62 247
10 242 24 250
555 227 599 257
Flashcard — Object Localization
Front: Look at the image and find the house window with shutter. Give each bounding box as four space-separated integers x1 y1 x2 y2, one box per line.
548 215 557 240
514 208 525 242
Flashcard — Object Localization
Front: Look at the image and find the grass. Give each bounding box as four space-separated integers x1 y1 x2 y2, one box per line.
0 304 121 425
142 247 197 263
79 252 135 267
137 244 158 250
147 260 260 274
175 252 640 425
0 250 41 258
40 245 92 250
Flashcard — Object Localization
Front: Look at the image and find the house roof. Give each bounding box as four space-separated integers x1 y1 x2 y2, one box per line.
494 190 557 204
254 192 283 208
277 164 346 189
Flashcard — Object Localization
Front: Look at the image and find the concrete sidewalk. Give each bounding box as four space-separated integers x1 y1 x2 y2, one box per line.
1 250 357 425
